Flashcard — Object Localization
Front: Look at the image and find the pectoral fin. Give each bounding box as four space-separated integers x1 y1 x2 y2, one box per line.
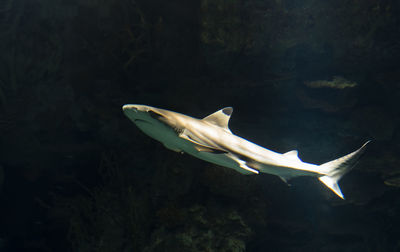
179 132 227 154
193 145 228 154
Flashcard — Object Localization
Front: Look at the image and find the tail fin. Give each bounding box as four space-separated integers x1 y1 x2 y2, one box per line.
318 141 370 199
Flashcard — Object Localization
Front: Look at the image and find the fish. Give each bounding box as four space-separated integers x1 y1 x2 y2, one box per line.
122 104 369 199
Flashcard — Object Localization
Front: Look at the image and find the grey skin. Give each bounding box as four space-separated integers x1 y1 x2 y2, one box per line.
123 104 369 199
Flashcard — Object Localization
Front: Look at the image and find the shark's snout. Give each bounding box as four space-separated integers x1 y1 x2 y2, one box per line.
123 104 154 124
122 105 142 122
122 104 139 112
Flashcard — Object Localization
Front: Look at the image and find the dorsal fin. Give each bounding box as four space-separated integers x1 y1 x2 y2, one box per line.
283 150 301 161
202 107 233 132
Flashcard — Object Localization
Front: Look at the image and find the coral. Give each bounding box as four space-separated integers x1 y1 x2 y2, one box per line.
52 152 151 251
0 165 3 193
201 0 254 53
352 106 395 141
145 205 252 252
0 0 63 109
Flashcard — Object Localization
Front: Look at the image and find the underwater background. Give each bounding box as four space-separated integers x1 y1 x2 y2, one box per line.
0 0 400 251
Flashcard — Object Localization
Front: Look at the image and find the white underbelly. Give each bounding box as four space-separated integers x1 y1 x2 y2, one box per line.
178 142 321 177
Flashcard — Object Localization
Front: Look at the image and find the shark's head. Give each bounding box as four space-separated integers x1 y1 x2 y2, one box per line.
123 104 157 124
122 104 184 145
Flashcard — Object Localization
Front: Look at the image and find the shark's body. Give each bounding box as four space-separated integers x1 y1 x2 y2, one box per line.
123 104 369 199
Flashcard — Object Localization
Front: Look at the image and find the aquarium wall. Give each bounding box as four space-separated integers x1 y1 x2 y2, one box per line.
0 0 399 251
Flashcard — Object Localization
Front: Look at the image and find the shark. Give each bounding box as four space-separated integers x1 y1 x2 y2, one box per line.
122 104 369 199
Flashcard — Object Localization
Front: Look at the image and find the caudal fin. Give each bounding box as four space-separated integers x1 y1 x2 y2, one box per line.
318 141 370 199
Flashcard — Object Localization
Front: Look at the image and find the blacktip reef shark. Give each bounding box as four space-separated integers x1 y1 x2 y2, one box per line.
122 104 369 199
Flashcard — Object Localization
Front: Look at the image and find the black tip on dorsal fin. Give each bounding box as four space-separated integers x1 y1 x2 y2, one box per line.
222 107 233 116
202 107 233 131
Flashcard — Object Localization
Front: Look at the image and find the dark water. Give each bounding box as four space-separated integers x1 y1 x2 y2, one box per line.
0 0 399 251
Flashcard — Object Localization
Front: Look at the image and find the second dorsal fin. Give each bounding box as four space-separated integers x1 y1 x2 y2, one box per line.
202 107 233 132
283 150 301 161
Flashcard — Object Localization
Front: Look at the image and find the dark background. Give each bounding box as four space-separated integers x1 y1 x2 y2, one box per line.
0 0 399 251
